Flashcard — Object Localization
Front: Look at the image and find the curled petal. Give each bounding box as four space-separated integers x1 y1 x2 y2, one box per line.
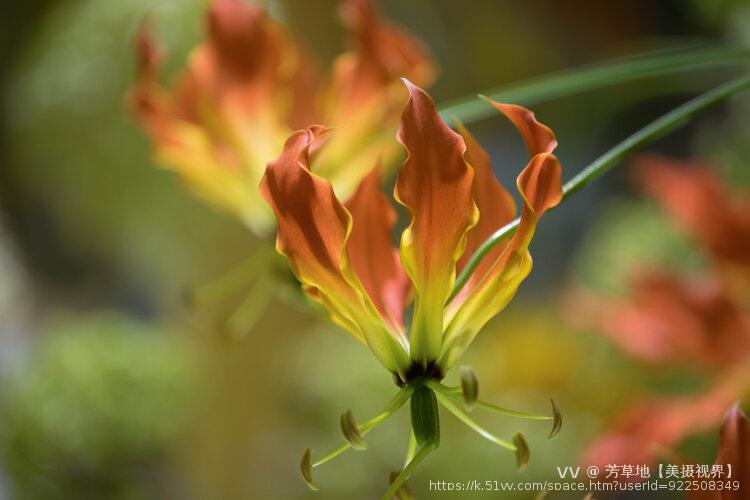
345 165 410 333
441 152 562 369
453 121 517 304
394 81 477 366
316 0 437 205
261 127 409 375
481 97 557 156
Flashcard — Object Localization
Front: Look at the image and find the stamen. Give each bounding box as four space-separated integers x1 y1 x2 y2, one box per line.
549 399 563 439
304 386 413 479
340 410 367 450
426 380 516 451
300 448 317 490
435 383 559 425
460 366 479 411
513 433 530 471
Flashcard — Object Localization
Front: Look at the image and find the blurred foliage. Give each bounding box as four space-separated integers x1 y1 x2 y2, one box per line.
571 197 704 295
2 0 254 313
0 313 195 500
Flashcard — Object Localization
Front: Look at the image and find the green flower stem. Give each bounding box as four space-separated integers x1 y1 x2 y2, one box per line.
436 385 552 420
382 444 435 500
439 46 750 123
403 430 417 467
449 74 750 301
186 242 276 306
426 381 516 451
312 387 413 468
224 268 274 338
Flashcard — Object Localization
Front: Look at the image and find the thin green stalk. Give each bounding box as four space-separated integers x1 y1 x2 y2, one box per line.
404 430 417 468
439 46 750 123
382 445 435 500
470 399 551 420
426 381 516 451
224 268 274 338
450 74 750 301
312 387 413 468
186 243 276 306
437 385 552 420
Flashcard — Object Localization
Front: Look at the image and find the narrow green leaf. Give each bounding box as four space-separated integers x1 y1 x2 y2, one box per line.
513 433 530 472
300 448 318 491
450 74 750 300
460 366 479 411
340 410 366 450
549 399 562 439
439 46 750 123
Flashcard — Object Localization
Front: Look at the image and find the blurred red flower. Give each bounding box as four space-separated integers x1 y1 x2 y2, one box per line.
574 157 750 472
129 0 435 234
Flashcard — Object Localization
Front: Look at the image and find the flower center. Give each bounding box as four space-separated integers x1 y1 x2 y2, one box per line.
397 360 445 386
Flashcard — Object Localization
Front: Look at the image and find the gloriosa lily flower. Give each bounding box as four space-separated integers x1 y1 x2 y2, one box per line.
130 0 434 234
261 81 563 495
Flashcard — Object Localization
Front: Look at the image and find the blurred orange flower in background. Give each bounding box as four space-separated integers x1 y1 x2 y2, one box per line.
690 404 750 500
129 0 435 234
575 157 750 472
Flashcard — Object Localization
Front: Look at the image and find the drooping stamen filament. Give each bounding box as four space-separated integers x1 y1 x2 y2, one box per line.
310 386 413 469
426 381 516 451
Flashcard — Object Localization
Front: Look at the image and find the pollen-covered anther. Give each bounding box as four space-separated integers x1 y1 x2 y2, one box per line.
460 365 479 411
340 409 367 450
513 433 530 471
300 448 317 491
549 399 563 439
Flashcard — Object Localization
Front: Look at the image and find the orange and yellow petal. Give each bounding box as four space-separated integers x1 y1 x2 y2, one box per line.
453 121 517 305
345 165 410 334
314 0 437 204
394 81 478 366
261 127 410 375
441 147 562 369
481 98 557 156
